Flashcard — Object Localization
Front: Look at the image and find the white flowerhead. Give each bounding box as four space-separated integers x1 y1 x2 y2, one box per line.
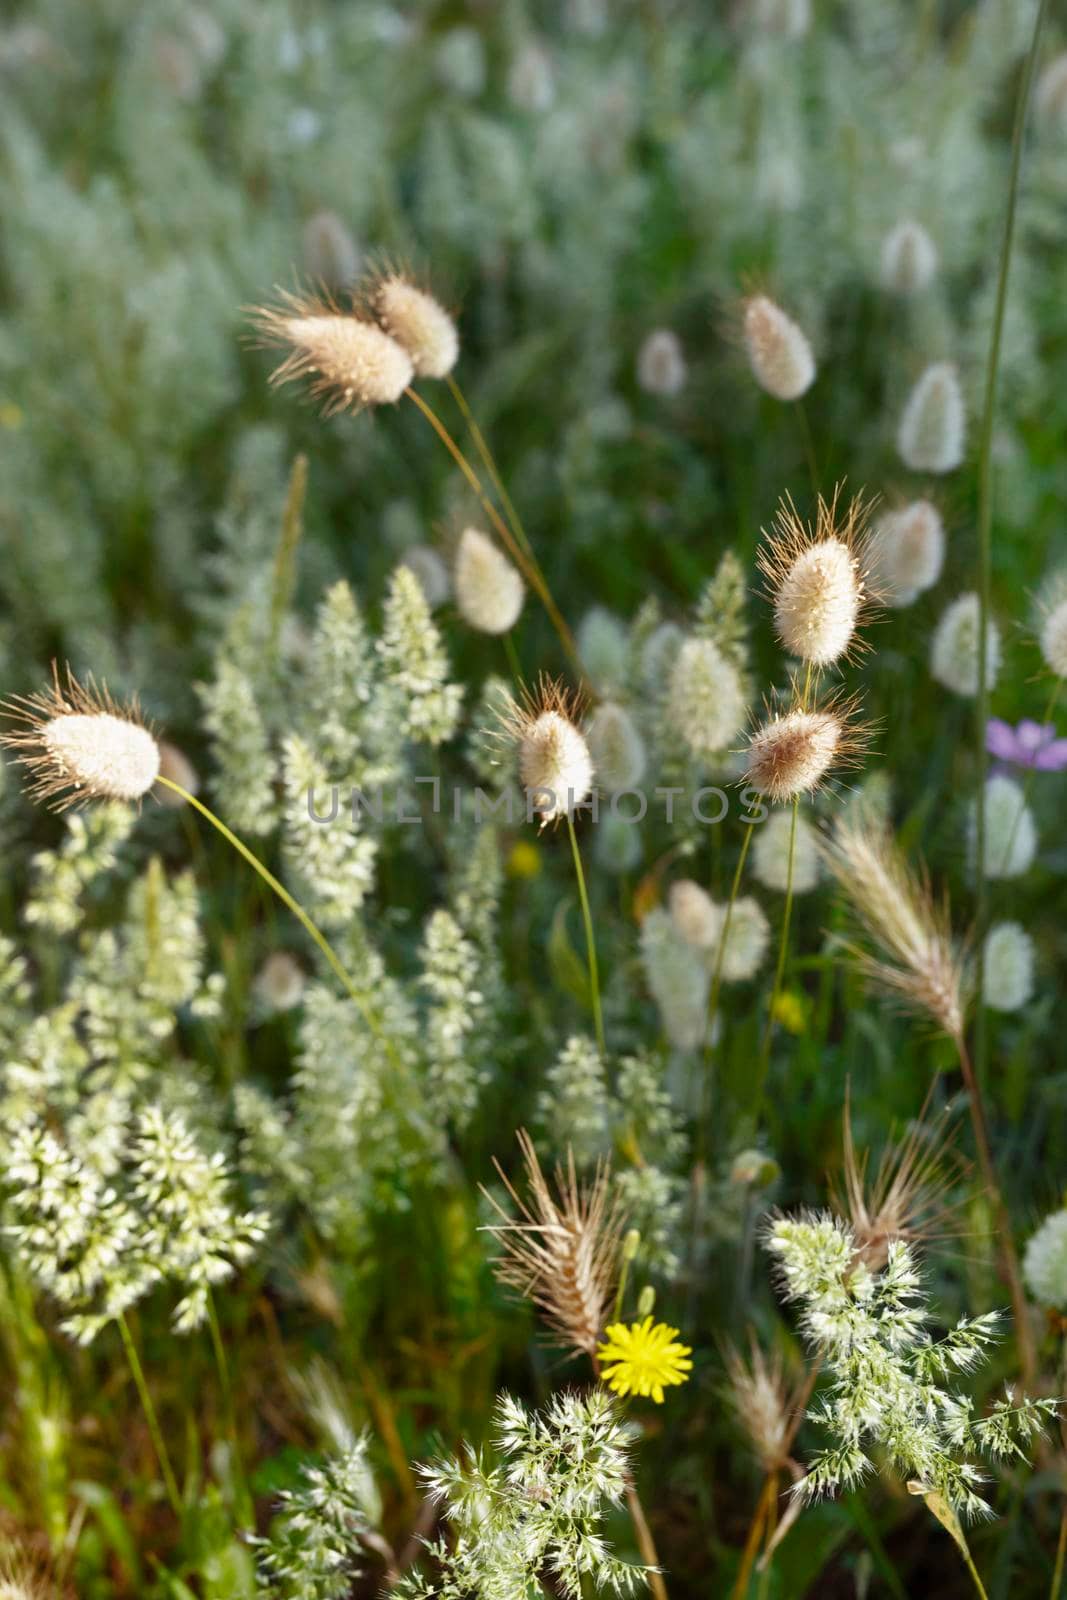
971 775 1036 881
251 289 413 413
577 607 629 693
880 220 938 296
585 702 646 792
752 808 820 893
667 637 746 758
742 294 815 401
302 209 361 290
982 922 1034 1013
1024 1209 1067 1309
506 679 594 826
897 362 965 474
398 544 451 608
1036 53 1067 133
371 273 459 380
637 329 687 397
715 897 770 982
1038 578 1067 678
930 593 999 696
744 696 865 803
760 493 872 666
869 500 945 608
453 527 524 634
669 879 720 949
255 951 306 1013
640 907 709 1050
507 40 555 112
3 667 160 809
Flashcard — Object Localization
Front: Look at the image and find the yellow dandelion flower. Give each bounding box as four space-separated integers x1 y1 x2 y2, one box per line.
597 1316 693 1404
507 839 542 880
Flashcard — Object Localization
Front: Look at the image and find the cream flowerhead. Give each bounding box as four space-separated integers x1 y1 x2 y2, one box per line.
502 677 595 827
2 665 161 810
742 691 868 803
250 287 414 413
759 491 875 668
368 271 459 379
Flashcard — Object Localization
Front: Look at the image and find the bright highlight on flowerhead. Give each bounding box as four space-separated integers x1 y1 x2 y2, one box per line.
2 665 161 810
741 293 815 401
369 271 459 379
503 676 595 826
250 287 414 413
597 1315 693 1404
743 695 866 803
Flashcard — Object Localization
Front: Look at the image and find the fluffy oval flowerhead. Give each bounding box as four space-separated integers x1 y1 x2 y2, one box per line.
930 593 1000 697
743 694 866 803
669 879 720 949
154 740 200 807
1036 53 1067 132
970 774 1036 881
255 951 306 1013
597 1316 693 1404
250 288 413 413
982 922 1035 1013
1024 1209 1067 1309
869 500 945 608
398 543 450 609
585 702 646 792
897 362 966 474
715 896 771 982
761 492 873 666
370 272 459 379
1038 579 1067 678
742 294 815 401
453 527 524 634
880 220 938 296
667 636 746 757
302 209 360 290
637 328 687 396
2 666 160 810
751 807 820 893
504 678 594 825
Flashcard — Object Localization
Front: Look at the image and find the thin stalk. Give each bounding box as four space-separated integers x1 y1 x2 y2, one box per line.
731 1356 821 1594
1051 1506 1067 1600
952 1030 1036 1386
698 823 756 1163
997 674 1063 877
567 811 606 1058
268 453 307 662
503 630 523 684
973 0 1049 1091
961 1544 991 1600
625 1481 669 1600
117 1312 181 1516
155 778 401 1070
446 375 539 569
755 797 799 1100
796 401 820 498
404 387 583 674
206 1291 253 1527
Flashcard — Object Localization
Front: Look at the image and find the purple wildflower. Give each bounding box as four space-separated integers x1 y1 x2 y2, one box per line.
986 718 1067 771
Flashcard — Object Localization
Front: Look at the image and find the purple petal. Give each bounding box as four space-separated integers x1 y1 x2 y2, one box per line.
1017 720 1054 752
986 719 1021 761
1034 739 1067 771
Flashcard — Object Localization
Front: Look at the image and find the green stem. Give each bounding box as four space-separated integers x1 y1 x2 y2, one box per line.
207 1292 253 1527
961 1545 990 1600
117 1312 181 1516
995 675 1063 880
155 778 400 1070
446 375 540 570
268 453 307 663
796 400 820 497
1051 1507 1067 1600
503 630 523 685
973 0 1049 1092
566 811 606 1058
754 798 800 1115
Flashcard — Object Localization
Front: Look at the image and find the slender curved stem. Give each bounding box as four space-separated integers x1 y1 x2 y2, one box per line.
117 1312 181 1516
755 797 799 1101
207 1291 253 1527
155 777 400 1069
973 0 1050 1091
446 375 540 570
404 387 583 675
567 812 606 1058
995 675 1063 878
626 1480 669 1600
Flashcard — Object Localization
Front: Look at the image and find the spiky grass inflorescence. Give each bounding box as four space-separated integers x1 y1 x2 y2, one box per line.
2 665 160 810
482 1130 623 1357
897 361 966 474
820 812 968 1037
869 499 946 608
742 693 867 803
250 287 413 414
723 1335 800 1474
880 219 938 296
368 271 459 379
503 677 594 825
741 294 815 401
453 526 525 634
759 491 874 667
834 1095 963 1271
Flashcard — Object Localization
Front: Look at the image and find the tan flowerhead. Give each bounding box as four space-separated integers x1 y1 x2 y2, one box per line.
742 692 867 803
250 287 413 414
453 526 525 634
502 676 594 826
481 1130 623 1356
369 271 459 379
742 294 815 401
834 1094 963 1273
2 665 160 810
723 1335 802 1475
819 811 968 1038
759 491 875 667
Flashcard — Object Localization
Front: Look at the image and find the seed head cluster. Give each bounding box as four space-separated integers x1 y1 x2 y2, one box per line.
2 667 161 810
